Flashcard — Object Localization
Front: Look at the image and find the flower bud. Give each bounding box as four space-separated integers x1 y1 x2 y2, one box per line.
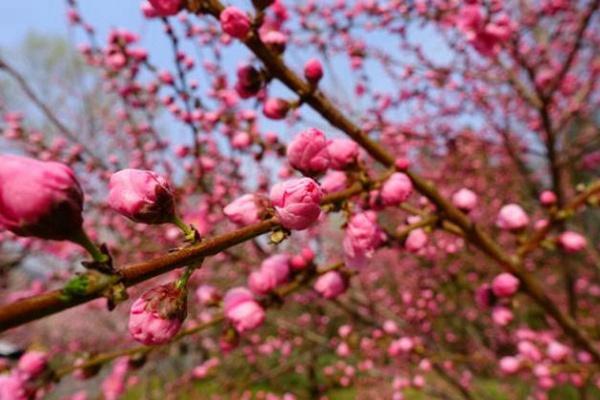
261 31 287 54
18 351 48 379
380 173 413 206
270 178 323 230
558 231 587 253
304 58 324 84
321 171 348 194
328 138 359 170
451 188 478 212
108 169 175 224
539 190 557 207
195 285 221 306
128 283 187 345
220 7 251 39
234 64 263 99
343 211 385 268
491 273 519 298
405 228 428 253
248 269 277 295
148 0 182 16
223 194 266 227
314 271 347 299
223 287 265 333
287 128 331 175
263 97 290 120
0 155 84 241
499 356 520 374
496 204 529 231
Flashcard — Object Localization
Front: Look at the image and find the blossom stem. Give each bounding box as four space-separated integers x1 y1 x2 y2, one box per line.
172 214 196 242
72 228 109 264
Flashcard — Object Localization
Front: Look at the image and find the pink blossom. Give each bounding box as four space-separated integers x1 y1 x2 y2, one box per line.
380 173 413 206
223 194 265 227
0 154 83 241
452 188 478 212
17 351 47 378
405 228 428 253
147 0 182 16
269 178 323 230
263 97 290 120
235 64 262 99
223 288 265 333
492 306 513 326
195 285 221 306
261 30 288 54
496 204 529 231
558 231 587 253
108 169 175 224
343 211 385 268
328 138 359 170
261 254 291 285
304 58 323 84
220 7 251 39
547 341 570 362
539 190 557 207
499 356 520 374
321 171 348 194
287 128 331 175
0 373 28 400
314 271 347 299
491 273 520 298
248 269 277 295
128 283 186 345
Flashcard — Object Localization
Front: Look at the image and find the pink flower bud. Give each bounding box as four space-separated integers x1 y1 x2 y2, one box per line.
270 178 323 230
0 155 84 241
223 287 265 333
314 271 347 299
248 269 277 295
235 64 262 99
263 97 290 120
496 204 529 231
405 228 428 253
492 306 513 326
261 254 291 285
475 283 494 309
321 171 348 194
328 138 359 170
223 194 265 227
547 341 570 362
195 285 221 306
381 173 413 206
539 190 557 207
0 373 28 400
343 211 385 268
452 188 478 212
287 128 331 175
499 356 520 374
18 351 48 379
128 283 187 345
261 31 287 54
491 273 519 298
141 1 159 18
558 231 587 253
108 169 175 224
147 0 182 16
304 58 323 84
220 7 251 39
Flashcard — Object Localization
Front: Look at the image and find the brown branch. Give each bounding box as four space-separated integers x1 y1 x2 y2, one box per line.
0 182 366 332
